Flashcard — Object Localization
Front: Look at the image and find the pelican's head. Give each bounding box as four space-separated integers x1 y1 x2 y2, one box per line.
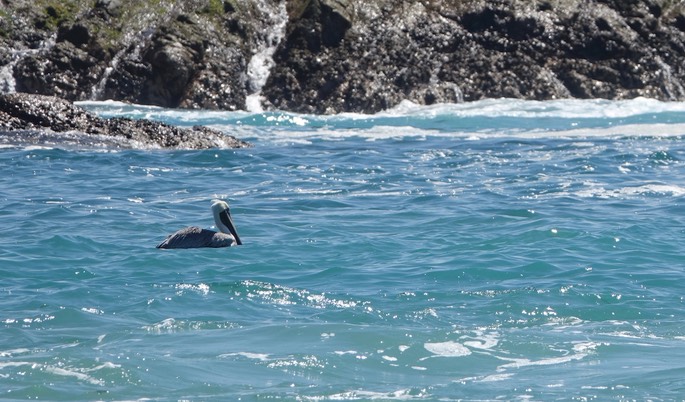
211 199 242 246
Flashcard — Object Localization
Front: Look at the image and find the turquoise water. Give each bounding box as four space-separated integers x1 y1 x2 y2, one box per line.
2 98 685 400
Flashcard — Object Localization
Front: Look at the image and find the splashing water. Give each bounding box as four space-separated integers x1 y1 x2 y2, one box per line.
90 33 149 101
0 64 16 93
0 35 56 94
245 0 288 112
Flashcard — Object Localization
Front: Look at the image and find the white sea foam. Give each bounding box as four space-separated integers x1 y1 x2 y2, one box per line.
81 307 104 315
44 366 104 386
383 97 685 119
497 354 584 370
463 338 498 350
211 121 685 144
74 97 685 145
0 361 107 386
0 362 31 369
576 183 685 199
78 97 685 121
334 350 358 356
219 352 270 361
424 341 471 357
143 318 177 332
302 388 423 401
479 373 515 382
496 341 603 371
462 330 500 350
0 348 31 357
87 362 121 371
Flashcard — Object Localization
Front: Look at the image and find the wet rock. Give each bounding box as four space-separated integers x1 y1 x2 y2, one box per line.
3 0 685 114
265 2 464 113
14 40 102 99
0 93 250 149
287 0 353 50
139 17 207 107
97 11 250 110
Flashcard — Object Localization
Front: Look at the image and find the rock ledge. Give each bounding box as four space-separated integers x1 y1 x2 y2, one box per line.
0 93 250 149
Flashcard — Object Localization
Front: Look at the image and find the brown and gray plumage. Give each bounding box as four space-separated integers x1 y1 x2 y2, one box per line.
156 200 242 249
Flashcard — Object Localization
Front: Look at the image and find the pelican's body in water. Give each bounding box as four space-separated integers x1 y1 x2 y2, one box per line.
157 200 242 249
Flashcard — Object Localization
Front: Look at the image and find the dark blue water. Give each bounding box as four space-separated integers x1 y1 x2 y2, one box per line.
1 98 685 400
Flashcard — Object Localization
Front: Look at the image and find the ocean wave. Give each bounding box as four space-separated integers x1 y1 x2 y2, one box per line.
381 97 685 119
299 388 427 400
78 97 685 125
575 183 685 198
423 341 472 357
78 96 685 121
142 317 239 332
70 98 685 145
0 359 121 387
235 280 364 310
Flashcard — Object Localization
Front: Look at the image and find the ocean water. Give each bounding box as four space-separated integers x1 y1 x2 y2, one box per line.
1 97 685 400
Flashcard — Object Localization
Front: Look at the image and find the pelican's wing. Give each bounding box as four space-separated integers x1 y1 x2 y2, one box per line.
156 226 234 249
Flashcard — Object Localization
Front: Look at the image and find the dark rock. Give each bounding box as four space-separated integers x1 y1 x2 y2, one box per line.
265 3 464 113
96 10 249 110
0 93 250 149
223 0 237 13
4 0 685 114
14 40 103 99
57 23 91 47
263 0 685 113
139 20 206 107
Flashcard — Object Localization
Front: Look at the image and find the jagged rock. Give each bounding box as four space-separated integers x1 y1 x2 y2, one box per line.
97 11 250 110
0 93 250 149
265 1 464 113
139 16 207 107
3 0 685 114
14 40 103 99
287 0 353 50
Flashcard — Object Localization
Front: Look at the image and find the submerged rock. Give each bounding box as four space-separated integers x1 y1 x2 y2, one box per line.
0 93 250 149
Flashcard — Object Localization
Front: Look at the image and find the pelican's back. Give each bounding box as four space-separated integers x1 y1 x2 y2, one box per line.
156 226 235 249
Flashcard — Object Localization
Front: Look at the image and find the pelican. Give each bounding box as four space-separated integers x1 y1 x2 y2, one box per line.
156 200 242 249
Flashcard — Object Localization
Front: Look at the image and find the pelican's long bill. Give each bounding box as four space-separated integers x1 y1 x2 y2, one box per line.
212 200 242 246
219 207 242 245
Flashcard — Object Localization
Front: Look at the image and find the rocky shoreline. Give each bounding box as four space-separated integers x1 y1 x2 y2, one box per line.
2 0 685 115
0 92 250 149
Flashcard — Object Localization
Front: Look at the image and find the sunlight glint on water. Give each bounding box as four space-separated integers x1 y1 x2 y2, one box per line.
1 98 685 400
